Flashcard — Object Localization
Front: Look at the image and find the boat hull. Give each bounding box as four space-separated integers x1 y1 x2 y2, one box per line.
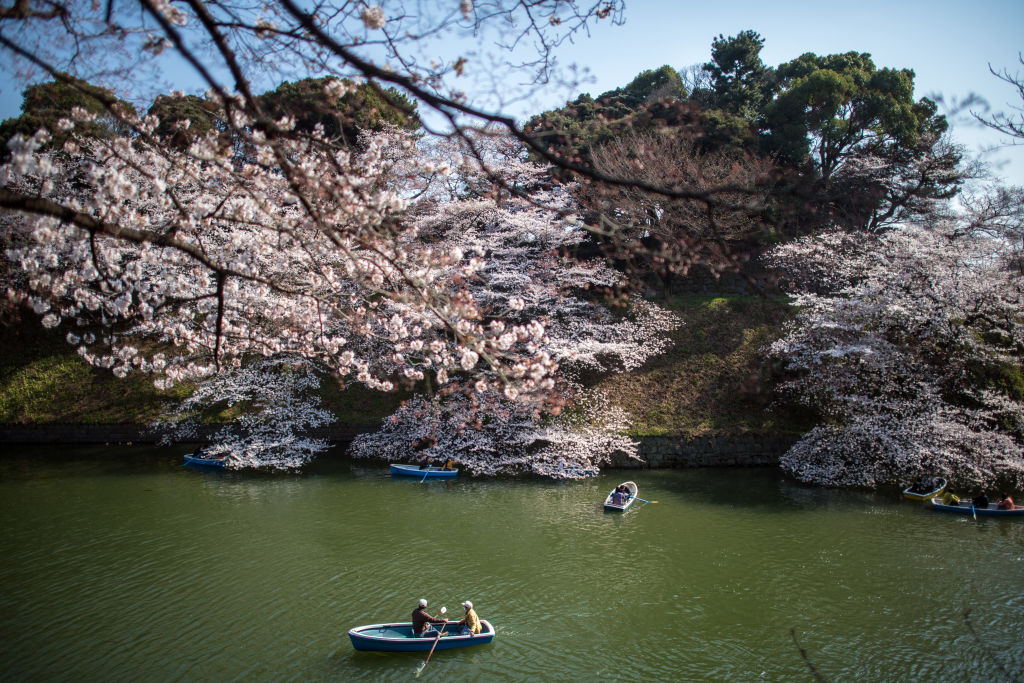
902 477 947 501
930 499 1024 517
604 481 638 511
389 464 458 478
348 620 494 652
184 455 226 468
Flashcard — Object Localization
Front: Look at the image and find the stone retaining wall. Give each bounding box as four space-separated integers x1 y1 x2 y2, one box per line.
613 434 797 469
1 424 797 469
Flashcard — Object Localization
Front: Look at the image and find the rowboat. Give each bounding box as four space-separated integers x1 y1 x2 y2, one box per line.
604 481 638 511
930 498 1024 517
348 619 495 652
902 476 947 501
184 453 226 468
389 463 458 478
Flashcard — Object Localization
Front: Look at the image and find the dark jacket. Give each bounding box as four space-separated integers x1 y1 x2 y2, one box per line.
412 606 445 634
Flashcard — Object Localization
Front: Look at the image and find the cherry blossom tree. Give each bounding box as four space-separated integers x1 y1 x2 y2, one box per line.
152 357 333 469
768 217 1024 489
2 121 568 399
349 385 637 477
348 158 679 476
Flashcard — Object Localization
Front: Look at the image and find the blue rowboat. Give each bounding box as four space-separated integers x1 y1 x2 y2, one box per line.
389 463 458 478
604 481 638 511
184 454 226 468
348 619 495 652
930 498 1024 517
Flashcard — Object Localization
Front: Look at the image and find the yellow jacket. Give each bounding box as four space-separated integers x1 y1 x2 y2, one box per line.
460 608 481 634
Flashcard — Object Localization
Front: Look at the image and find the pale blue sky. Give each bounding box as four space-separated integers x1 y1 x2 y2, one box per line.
1 0 1021 183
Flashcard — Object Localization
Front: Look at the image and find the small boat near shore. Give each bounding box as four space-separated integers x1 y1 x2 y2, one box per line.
184 453 226 468
902 477 947 501
930 498 1024 517
389 463 458 479
604 481 638 512
348 619 495 652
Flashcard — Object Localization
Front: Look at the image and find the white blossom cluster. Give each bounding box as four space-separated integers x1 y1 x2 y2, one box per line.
2 116 561 400
406 182 680 376
768 224 1024 488
151 357 333 469
348 384 638 477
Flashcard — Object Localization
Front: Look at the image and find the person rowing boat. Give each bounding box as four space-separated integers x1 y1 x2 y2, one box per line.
411 598 447 637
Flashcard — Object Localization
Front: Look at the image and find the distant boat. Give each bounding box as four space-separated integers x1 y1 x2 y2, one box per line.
184 453 226 468
930 498 1024 517
604 481 638 511
348 619 495 652
902 477 947 501
389 463 458 479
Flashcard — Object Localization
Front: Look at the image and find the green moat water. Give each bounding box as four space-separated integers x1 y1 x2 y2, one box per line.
1 445 1022 681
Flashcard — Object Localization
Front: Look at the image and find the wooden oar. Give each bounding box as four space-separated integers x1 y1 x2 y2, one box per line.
415 607 447 677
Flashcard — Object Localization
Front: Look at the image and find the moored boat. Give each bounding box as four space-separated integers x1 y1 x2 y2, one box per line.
389 463 458 479
604 481 638 511
902 476 947 501
929 498 1024 517
184 453 226 468
348 619 495 652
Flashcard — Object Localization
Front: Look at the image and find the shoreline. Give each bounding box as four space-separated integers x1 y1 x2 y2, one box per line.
0 424 795 468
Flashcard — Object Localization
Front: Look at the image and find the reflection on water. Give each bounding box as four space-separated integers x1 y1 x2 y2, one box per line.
1 447 1022 681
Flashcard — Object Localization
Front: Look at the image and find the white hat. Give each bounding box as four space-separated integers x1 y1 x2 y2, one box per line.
419 598 428 607
461 601 473 609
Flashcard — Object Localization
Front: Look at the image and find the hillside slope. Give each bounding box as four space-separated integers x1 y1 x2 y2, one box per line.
1 296 809 435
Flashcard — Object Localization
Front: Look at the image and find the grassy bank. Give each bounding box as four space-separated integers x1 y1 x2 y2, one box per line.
0 322 183 424
597 295 812 438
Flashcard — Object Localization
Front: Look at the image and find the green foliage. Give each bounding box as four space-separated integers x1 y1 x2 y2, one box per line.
703 30 774 120
258 77 419 147
616 65 688 108
524 65 697 168
146 94 222 150
763 51 942 182
0 76 135 159
965 360 1024 402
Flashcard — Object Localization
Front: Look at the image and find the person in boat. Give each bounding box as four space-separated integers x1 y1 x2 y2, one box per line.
412 598 447 637
997 492 1016 510
442 457 456 471
611 484 630 505
456 600 481 636
909 476 938 494
971 493 990 508
412 435 438 469
193 445 206 459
